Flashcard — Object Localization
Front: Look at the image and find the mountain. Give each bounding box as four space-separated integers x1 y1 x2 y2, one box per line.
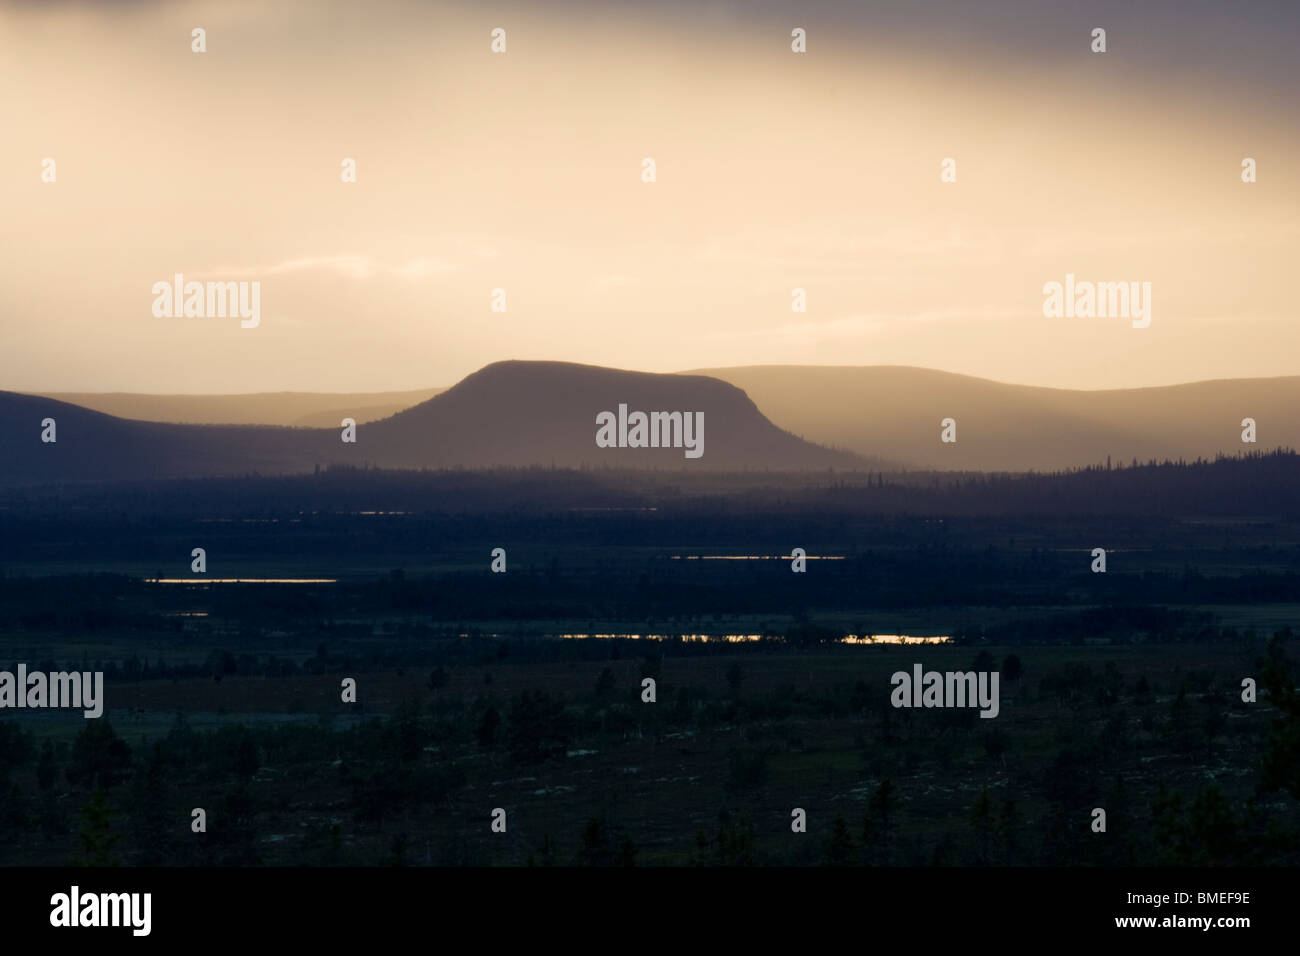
684 366 1300 471
0 362 859 484
0 392 327 484
27 389 445 426
358 361 862 470
14 363 1297 481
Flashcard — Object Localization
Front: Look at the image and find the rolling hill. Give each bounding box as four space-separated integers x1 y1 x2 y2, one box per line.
15 362 1295 479
0 362 860 483
28 389 445 427
685 366 1300 471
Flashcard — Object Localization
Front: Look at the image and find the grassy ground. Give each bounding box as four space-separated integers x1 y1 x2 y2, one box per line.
1 639 1290 867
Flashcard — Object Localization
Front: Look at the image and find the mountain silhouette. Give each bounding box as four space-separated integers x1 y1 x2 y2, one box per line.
685 365 1300 471
358 361 861 470
27 388 444 426
0 361 859 483
0 392 327 484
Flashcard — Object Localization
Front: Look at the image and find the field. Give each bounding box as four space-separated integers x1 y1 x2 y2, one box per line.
0 463 1297 866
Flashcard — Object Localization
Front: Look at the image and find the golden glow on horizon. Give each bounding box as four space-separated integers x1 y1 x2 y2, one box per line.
2 0 1295 393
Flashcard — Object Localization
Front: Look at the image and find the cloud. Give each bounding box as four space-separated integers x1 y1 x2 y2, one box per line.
192 255 464 281
694 226 1002 277
719 308 1027 346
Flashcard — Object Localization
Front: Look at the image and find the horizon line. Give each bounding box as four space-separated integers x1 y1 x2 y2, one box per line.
11 361 1300 399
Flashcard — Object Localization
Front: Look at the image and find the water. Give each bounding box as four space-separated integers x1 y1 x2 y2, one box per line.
670 555 845 561
555 632 949 644
145 578 337 584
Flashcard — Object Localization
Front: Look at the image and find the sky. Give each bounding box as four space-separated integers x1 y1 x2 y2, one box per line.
2 0 1297 393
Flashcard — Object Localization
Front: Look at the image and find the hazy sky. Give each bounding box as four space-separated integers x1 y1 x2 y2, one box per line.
2 0 1297 392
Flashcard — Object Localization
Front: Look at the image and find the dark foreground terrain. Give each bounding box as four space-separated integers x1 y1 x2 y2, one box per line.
0 454 1297 866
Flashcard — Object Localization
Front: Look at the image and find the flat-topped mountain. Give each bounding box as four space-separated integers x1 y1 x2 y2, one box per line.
358 361 862 470
0 361 860 484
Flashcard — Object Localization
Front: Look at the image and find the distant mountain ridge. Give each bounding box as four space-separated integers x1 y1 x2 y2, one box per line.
0 361 860 484
684 365 1300 471
27 388 445 427
11 363 1300 480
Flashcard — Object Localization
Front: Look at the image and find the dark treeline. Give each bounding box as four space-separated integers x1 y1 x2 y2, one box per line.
1 448 1298 518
